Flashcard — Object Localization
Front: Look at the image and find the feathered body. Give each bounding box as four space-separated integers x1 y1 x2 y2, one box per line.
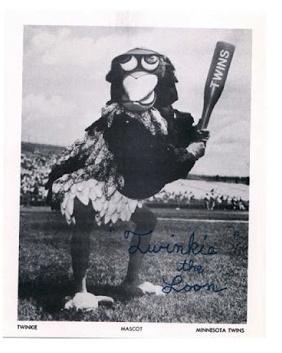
46 48 201 226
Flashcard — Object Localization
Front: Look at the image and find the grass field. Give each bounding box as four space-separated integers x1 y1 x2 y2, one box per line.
18 207 248 323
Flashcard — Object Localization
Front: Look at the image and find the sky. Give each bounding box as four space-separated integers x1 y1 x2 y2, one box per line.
22 25 252 176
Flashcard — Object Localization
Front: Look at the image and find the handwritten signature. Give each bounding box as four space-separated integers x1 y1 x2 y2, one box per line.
162 275 227 294
124 229 228 295
124 230 217 256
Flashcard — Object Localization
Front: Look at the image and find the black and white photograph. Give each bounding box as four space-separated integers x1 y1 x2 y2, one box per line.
16 24 252 326
0 0 274 349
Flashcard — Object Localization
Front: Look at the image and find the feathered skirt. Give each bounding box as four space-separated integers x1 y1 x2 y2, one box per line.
55 178 143 226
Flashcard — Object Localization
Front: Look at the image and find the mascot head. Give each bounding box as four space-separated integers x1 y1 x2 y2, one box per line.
106 48 178 112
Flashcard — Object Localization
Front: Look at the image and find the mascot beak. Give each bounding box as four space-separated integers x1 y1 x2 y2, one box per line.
123 72 158 104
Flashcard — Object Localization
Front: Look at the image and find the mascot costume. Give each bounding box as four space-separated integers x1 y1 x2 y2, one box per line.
46 48 209 310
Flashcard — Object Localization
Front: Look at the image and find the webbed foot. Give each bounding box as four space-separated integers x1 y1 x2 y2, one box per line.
64 292 114 311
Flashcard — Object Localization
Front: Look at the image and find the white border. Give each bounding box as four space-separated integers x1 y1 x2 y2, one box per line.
3 10 265 338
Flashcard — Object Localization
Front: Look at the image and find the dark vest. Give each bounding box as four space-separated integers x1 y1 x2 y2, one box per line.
103 108 197 199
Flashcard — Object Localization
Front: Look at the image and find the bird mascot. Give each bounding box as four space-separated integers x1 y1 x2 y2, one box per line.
45 48 209 310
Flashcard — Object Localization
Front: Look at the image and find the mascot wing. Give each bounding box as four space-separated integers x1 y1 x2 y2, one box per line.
46 106 142 225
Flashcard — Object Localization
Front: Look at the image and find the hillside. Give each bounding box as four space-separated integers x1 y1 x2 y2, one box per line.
21 142 65 155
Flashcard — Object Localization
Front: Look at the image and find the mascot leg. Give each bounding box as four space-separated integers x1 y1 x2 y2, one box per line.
71 198 92 293
121 206 164 296
64 198 114 311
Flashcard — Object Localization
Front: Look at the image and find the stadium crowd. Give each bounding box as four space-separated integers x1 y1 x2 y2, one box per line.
147 188 248 210
20 151 56 206
20 150 249 211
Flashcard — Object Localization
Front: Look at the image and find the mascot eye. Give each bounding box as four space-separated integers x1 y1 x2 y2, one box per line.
141 55 159 71
119 55 138 71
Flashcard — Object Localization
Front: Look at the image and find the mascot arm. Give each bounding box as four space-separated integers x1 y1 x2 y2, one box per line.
45 116 109 204
45 154 88 189
164 107 210 183
45 153 89 204
46 115 109 186
164 144 197 183
170 109 209 147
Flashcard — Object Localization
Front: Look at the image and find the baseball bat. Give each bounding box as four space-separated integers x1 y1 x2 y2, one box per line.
197 41 235 130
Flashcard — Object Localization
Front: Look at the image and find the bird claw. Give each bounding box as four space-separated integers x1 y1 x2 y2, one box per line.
64 292 114 311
